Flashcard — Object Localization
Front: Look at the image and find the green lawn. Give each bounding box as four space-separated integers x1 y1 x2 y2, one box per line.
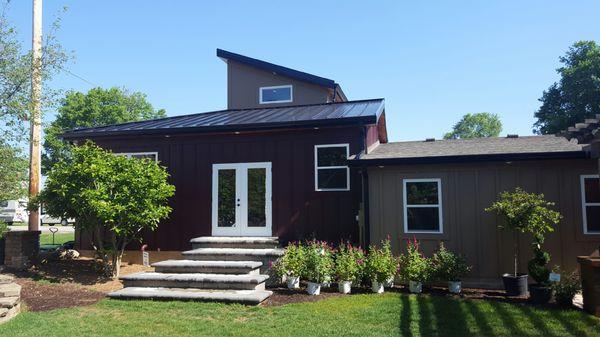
1 293 598 337
39 232 74 246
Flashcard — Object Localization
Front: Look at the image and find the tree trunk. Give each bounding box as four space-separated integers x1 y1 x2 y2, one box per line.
514 231 519 276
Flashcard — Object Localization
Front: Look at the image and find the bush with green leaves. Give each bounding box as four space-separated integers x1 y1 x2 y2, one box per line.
34 142 175 277
398 238 432 283
0 221 8 239
432 242 471 282
551 268 582 306
365 238 399 283
334 242 366 283
486 187 562 277
302 240 334 283
272 241 306 278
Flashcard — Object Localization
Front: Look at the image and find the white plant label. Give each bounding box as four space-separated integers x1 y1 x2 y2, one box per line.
549 272 561 282
142 251 150 267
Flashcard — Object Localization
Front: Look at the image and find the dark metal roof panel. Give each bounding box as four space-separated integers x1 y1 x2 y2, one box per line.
62 99 385 138
217 49 337 88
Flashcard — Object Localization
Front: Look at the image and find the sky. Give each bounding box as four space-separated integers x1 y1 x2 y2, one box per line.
6 1 600 142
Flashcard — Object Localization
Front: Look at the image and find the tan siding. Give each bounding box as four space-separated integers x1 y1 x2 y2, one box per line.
368 159 600 287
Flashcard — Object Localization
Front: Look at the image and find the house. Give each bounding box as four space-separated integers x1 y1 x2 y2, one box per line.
64 49 599 290
64 49 387 254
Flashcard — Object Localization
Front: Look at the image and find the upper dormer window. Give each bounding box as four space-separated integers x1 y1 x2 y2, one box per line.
259 85 293 104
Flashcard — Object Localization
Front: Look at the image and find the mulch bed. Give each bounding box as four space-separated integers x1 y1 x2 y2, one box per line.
15 278 105 312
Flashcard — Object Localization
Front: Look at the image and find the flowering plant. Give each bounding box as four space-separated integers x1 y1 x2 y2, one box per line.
431 242 471 282
302 240 334 283
399 237 432 282
365 238 399 283
272 242 305 278
334 242 365 282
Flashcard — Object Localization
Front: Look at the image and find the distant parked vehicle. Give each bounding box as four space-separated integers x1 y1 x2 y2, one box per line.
0 199 28 225
41 205 74 226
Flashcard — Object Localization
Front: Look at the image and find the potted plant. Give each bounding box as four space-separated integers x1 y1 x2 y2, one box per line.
551 268 581 307
334 242 365 294
303 240 334 295
486 188 561 297
527 240 552 304
399 237 431 294
432 242 471 294
365 238 398 293
272 242 305 289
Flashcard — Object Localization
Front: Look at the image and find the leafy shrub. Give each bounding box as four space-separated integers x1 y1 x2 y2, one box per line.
334 242 365 282
365 238 399 283
399 237 432 282
0 221 8 239
528 245 551 285
432 242 471 282
303 240 334 283
551 268 581 306
272 242 305 278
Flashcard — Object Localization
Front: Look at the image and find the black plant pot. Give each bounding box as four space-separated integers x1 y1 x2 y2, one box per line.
529 284 552 304
502 273 528 296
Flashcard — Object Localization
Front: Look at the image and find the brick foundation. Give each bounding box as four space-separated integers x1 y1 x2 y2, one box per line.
3 231 41 270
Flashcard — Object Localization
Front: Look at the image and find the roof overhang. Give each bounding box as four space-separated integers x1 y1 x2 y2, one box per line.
348 151 588 167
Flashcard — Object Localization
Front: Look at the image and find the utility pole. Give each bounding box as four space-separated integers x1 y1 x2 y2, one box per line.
28 0 42 232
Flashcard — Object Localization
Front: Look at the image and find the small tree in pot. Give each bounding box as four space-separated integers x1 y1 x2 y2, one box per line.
486 187 561 297
365 238 398 293
432 242 471 294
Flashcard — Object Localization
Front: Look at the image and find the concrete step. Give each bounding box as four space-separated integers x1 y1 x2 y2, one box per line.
108 287 272 305
152 260 262 274
190 236 279 249
120 272 269 290
182 248 284 262
0 283 21 298
0 297 19 309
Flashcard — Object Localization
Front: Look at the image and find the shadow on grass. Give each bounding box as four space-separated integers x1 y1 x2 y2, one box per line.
489 301 533 337
462 299 494 335
398 293 413 336
417 295 437 337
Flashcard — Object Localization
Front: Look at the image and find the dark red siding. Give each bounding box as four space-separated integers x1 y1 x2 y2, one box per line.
77 126 366 251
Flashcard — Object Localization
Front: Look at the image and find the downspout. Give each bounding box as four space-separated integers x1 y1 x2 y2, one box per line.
359 126 371 247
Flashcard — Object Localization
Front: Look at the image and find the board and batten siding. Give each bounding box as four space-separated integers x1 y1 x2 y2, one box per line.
76 126 365 251
367 159 600 287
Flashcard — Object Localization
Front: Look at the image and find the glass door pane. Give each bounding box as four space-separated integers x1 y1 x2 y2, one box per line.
247 168 266 227
217 169 236 227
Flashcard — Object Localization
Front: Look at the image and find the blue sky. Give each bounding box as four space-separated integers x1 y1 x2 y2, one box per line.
6 1 600 141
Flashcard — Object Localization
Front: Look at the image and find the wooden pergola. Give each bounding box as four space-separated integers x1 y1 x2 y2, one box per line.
561 114 600 176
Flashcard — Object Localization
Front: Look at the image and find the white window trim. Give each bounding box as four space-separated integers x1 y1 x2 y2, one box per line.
403 178 443 234
580 174 600 235
116 152 159 162
314 144 350 192
259 85 293 104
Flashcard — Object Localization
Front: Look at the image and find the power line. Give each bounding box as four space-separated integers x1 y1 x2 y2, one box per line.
58 66 99 87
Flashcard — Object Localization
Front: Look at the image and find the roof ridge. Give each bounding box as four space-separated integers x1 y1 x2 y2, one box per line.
64 98 385 134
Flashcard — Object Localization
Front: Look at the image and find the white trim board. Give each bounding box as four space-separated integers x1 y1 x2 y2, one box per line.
314 143 350 192
402 178 443 234
580 174 600 235
259 85 293 104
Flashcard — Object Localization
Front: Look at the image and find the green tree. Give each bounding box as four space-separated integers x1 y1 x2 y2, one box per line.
35 142 175 277
0 139 27 202
534 41 600 134
443 113 502 139
486 188 562 277
43 87 166 172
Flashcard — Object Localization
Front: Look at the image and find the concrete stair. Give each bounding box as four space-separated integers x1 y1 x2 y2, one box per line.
108 236 281 305
0 276 21 325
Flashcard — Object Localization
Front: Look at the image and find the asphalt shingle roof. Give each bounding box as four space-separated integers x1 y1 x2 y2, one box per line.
62 99 385 139
351 135 585 164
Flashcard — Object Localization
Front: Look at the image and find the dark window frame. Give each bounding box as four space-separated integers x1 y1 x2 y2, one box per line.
314 144 350 192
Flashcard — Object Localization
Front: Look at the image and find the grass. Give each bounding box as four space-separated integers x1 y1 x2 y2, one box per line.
0 293 598 337
39 232 74 246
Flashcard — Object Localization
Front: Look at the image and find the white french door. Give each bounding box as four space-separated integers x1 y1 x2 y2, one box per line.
211 162 272 236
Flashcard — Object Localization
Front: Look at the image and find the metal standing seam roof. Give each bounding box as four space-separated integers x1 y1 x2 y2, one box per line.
62 98 385 139
217 49 338 89
350 135 586 165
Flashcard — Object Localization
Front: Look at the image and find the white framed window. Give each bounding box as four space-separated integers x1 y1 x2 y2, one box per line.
259 85 293 104
403 178 443 234
580 174 600 234
314 144 350 191
116 152 158 162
